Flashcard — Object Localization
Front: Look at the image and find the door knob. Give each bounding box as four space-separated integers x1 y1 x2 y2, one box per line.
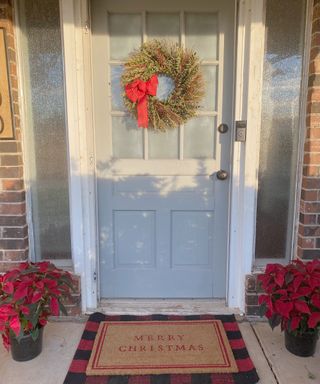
218 123 228 134
216 170 228 180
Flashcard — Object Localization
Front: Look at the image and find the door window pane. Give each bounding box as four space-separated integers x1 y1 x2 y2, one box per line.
255 0 306 260
184 117 216 159
147 13 180 43
112 116 143 158
109 13 142 60
111 65 125 111
149 129 179 159
18 0 71 260
200 65 218 111
185 13 218 61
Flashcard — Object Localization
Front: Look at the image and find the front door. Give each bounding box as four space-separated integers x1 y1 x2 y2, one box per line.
91 0 235 298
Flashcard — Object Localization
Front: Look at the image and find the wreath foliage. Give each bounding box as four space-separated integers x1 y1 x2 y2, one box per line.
121 40 205 131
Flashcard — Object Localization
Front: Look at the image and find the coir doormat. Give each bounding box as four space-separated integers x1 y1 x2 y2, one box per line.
64 313 259 384
86 320 238 375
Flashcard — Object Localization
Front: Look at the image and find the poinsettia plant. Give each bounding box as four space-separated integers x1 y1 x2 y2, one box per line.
258 259 320 335
0 261 75 350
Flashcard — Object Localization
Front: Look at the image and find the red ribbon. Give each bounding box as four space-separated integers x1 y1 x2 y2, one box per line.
125 74 158 128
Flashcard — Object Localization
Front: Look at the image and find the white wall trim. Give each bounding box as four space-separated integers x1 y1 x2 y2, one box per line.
228 0 265 311
60 0 98 311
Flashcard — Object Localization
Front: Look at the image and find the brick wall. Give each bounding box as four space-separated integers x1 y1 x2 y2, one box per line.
0 0 28 271
298 0 320 260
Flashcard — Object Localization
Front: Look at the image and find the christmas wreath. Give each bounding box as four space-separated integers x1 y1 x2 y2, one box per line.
121 40 204 131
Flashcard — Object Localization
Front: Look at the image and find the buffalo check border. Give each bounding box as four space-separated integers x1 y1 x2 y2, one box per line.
64 313 259 384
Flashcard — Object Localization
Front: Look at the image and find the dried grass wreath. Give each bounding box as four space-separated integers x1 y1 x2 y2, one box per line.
121 40 205 131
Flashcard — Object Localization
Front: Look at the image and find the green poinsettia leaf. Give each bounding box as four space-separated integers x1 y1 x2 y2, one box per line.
59 276 76 292
30 327 39 342
58 301 68 316
259 302 267 317
268 314 281 330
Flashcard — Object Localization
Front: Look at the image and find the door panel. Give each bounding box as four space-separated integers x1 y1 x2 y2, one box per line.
92 0 235 298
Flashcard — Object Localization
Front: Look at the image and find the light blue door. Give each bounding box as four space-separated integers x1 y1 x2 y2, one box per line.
92 0 235 298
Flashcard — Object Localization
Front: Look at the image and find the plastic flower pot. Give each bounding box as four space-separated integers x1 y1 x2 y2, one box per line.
285 329 319 357
10 327 44 362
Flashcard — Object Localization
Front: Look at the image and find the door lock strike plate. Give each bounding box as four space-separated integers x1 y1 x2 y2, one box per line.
235 120 247 142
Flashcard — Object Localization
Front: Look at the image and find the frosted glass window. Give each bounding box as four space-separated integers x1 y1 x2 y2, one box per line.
112 117 143 158
149 129 179 159
147 13 180 43
109 14 142 60
111 65 124 111
18 0 71 260
255 0 306 260
200 66 217 111
185 13 218 61
184 117 216 159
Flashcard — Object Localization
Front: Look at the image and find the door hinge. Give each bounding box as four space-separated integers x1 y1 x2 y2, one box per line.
235 120 247 142
93 271 97 281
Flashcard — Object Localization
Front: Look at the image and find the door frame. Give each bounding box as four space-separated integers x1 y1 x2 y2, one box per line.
60 0 264 312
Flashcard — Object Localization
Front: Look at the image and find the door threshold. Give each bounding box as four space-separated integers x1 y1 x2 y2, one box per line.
97 299 240 316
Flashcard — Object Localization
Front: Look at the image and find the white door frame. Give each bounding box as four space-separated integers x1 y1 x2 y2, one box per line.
60 0 265 312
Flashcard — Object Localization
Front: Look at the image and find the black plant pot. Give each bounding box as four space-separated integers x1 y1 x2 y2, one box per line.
10 327 44 362
285 329 318 357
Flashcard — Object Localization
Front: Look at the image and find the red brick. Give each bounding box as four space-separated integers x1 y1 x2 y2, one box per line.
0 142 19 153
312 32 320 47
0 155 22 166
302 225 320 237
0 202 25 215
0 238 28 250
308 87 320 103
305 202 320 213
304 140 320 152
1 179 24 191
297 246 303 258
299 213 317 224
302 177 320 189
0 262 24 272
1 226 28 239
0 215 26 226
3 249 29 262
303 165 320 176
307 128 320 139
304 153 320 164
0 166 23 178
306 114 320 128
301 189 318 201
0 191 25 203
298 236 315 248
309 60 320 74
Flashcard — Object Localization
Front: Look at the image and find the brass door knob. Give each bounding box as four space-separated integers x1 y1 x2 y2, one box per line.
216 170 228 180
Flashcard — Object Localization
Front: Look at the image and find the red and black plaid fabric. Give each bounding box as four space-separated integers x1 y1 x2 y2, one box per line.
64 313 259 384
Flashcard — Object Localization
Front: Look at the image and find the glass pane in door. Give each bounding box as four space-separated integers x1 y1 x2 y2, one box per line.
147 13 180 43
185 13 218 61
109 13 142 60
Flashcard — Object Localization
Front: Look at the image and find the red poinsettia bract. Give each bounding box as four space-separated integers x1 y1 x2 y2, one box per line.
0 262 75 350
258 259 320 335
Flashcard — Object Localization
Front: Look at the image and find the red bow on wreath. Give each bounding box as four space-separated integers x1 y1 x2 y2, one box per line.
125 74 158 128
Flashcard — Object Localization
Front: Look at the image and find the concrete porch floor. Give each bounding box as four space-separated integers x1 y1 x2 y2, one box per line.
0 320 319 384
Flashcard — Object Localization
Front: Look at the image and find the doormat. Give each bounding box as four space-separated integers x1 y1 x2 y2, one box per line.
64 313 259 384
86 320 238 375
